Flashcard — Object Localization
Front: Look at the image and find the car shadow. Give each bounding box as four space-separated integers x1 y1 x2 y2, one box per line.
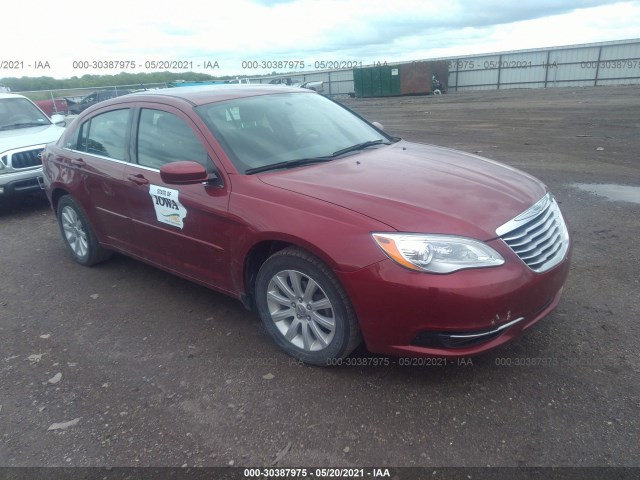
0 192 50 218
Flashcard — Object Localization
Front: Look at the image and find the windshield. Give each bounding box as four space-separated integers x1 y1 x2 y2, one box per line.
0 97 50 130
195 92 391 174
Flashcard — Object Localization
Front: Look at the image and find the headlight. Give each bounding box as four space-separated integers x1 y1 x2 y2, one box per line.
372 233 505 274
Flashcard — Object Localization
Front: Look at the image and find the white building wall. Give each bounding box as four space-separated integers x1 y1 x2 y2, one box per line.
258 39 640 95
446 39 640 91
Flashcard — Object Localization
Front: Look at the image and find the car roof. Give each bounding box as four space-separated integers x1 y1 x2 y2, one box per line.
0 93 27 100
107 85 307 107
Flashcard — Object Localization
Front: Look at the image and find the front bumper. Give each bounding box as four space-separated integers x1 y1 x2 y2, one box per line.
411 314 530 349
0 168 45 195
337 238 572 357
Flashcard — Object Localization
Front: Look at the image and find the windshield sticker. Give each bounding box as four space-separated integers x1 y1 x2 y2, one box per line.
149 184 187 229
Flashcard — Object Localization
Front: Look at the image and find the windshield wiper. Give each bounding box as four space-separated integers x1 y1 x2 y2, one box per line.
244 139 391 175
245 156 334 174
330 139 390 157
0 122 45 130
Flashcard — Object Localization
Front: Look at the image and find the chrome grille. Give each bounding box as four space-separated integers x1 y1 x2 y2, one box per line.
496 193 570 273
10 148 44 169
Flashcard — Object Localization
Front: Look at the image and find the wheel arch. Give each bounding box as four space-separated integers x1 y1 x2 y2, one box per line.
55 194 112 266
250 241 363 364
50 187 71 212
241 236 343 311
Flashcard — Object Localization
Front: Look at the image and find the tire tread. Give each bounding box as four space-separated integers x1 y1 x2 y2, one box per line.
256 246 362 365
57 195 112 266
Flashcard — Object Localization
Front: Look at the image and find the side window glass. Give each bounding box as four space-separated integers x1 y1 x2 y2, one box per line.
77 120 90 151
63 124 82 150
137 109 208 169
77 109 129 160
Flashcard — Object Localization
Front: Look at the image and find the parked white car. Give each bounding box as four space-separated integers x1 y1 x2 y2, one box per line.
299 80 324 93
0 93 66 196
269 78 324 93
228 78 252 84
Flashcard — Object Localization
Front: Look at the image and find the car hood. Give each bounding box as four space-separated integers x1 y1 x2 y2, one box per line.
258 141 547 240
0 124 65 152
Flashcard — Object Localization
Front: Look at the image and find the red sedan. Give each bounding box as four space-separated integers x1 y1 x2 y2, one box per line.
42 86 571 366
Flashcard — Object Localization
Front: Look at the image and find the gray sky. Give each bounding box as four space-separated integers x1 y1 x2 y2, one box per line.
6 0 640 78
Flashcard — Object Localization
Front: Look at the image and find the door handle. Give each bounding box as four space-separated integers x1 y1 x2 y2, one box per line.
127 173 150 186
71 158 85 167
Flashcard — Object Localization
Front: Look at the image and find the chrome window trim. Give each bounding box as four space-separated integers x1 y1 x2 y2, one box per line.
65 148 131 166
65 148 161 173
123 162 159 173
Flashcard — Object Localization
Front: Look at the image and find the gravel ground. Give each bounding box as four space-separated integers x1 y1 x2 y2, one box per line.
0 85 639 470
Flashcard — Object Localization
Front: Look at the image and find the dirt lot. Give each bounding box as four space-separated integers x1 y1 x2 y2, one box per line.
1 86 639 471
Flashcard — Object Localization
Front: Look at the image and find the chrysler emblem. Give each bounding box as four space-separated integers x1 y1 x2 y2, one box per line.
514 194 550 222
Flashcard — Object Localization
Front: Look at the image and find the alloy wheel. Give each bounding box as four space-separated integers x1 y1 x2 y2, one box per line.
266 269 336 351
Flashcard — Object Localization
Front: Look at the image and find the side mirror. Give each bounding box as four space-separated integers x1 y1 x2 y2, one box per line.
160 161 208 185
51 114 66 127
372 121 384 131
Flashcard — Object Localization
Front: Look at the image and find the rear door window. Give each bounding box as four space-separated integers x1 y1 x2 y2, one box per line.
74 109 130 161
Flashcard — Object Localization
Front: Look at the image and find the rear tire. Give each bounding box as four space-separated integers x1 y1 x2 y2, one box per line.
255 247 362 366
56 195 112 266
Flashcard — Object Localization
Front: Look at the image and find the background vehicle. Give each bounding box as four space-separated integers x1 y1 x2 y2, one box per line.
35 98 69 116
227 78 252 84
66 89 131 114
0 93 66 196
268 78 324 92
167 81 227 88
299 80 324 92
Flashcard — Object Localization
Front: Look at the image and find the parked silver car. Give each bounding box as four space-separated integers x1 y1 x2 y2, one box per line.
0 93 66 196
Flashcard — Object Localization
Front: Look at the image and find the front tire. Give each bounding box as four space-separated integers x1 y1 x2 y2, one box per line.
57 195 112 266
255 247 361 366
